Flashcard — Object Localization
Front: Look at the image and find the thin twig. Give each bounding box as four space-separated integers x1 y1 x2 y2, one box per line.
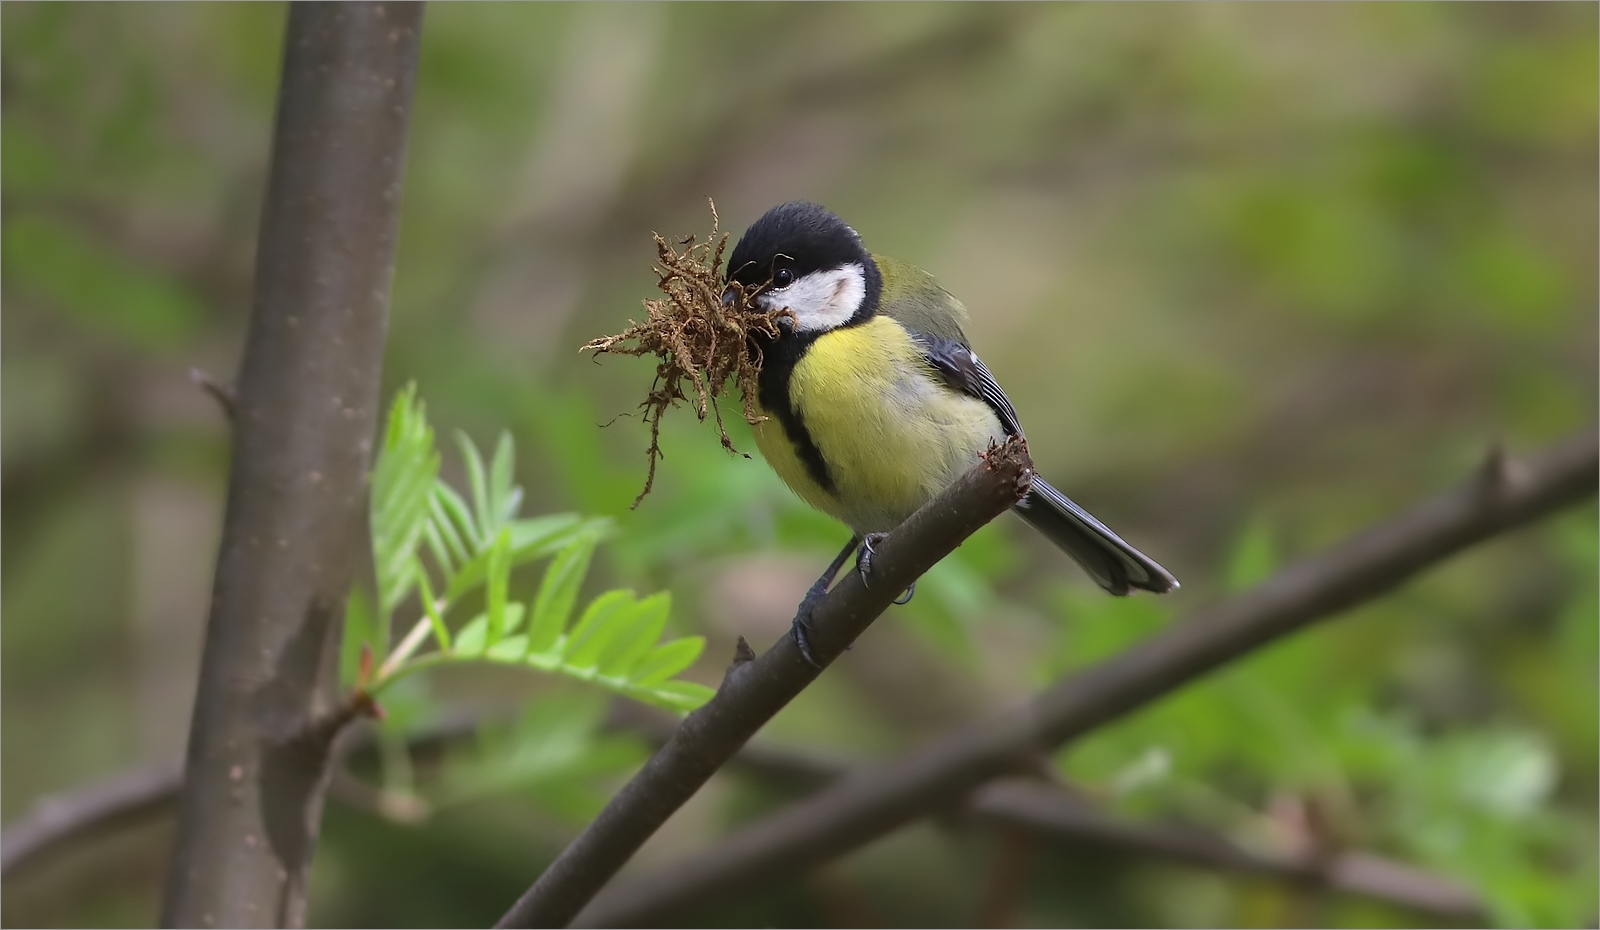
571 427 1597 928
965 780 1483 922
494 438 1037 928
1 761 185 878
0 707 485 880
189 368 237 423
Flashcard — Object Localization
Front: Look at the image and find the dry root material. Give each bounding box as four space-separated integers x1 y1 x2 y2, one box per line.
583 201 787 506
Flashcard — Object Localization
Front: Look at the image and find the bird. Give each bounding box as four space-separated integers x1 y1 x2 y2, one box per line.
721 201 1177 666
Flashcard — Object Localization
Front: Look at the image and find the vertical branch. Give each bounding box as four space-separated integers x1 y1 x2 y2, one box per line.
160 4 422 928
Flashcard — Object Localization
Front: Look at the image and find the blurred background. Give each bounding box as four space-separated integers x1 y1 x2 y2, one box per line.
2 3 1595 927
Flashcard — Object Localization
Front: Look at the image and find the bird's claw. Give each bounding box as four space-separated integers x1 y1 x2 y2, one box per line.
789 533 871 670
855 532 890 586
790 612 822 669
789 579 829 669
856 534 913 604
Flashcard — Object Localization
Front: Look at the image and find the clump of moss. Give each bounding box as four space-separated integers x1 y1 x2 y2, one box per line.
583 200 786 506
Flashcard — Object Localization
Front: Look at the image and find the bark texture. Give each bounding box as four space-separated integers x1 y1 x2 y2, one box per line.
160 4 422 926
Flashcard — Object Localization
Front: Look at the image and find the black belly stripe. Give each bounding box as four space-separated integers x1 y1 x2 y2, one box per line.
752 329 836 495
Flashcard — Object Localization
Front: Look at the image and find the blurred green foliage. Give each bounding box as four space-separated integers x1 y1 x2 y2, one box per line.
2 3 1593 928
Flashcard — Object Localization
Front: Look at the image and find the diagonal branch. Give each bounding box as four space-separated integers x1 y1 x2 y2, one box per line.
621 712 1488 921
493 439 1037 928
572 427 1598 928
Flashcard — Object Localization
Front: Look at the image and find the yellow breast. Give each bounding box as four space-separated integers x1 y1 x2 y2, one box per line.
751 316 1005 534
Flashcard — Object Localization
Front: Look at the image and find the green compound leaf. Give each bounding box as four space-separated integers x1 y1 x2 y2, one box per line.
485 527 513 645
456 430 493 543
563 590 635 671
351 386 711 716
446 514 610 606
488 430 519 532
486 634 530 662
626 679 716 713
435 603 712 714
629 636 706 687
525 533 599 658
423 516 458 578
598 592 671 679
432 480 480 555
510 514 612 561
371 384 441 619
454 604 527 658
416 566 450 651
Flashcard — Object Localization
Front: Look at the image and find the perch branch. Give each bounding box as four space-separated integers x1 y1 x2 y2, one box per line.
493 438 1036 928
571 427 1597 928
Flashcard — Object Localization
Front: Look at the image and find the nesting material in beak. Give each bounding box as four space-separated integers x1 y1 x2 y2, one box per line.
582 200 789 506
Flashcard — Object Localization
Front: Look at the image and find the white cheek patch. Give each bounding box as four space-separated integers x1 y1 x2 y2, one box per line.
756 263 866 332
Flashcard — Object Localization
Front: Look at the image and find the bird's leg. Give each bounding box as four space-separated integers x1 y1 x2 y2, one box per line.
791 534 862 669
856 532 916 605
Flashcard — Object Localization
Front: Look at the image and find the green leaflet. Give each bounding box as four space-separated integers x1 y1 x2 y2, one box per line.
351 386 714 724
371 385 441 618
563 590 635 671
630 636 706 687
485 527 513 644
432 481 480 554
627 679 716 713
488 430 517 531
453 604 527 658
598 592 671 679
524 533 599 658
445 514 608 605
456 430 492 543
417 567 450 651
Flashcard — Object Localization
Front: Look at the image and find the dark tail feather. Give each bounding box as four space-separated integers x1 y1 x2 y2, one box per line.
1013 478 1178 595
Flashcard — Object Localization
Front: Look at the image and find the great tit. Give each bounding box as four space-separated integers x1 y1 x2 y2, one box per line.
723 201 1177 665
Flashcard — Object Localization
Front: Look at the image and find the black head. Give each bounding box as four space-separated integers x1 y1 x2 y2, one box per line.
724 202 882 332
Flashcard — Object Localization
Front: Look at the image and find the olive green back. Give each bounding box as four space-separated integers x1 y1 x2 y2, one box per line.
872 253 971 347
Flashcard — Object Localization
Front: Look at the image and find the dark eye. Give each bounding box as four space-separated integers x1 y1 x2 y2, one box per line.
772 268 795 288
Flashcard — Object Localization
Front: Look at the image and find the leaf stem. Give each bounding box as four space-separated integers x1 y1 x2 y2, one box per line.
370 652 451 694
376 605 445 682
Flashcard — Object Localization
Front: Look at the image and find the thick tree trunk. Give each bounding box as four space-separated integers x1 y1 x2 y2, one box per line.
160 4 422 927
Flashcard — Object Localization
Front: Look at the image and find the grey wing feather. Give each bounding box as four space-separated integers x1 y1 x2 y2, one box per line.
911 332 1024 437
